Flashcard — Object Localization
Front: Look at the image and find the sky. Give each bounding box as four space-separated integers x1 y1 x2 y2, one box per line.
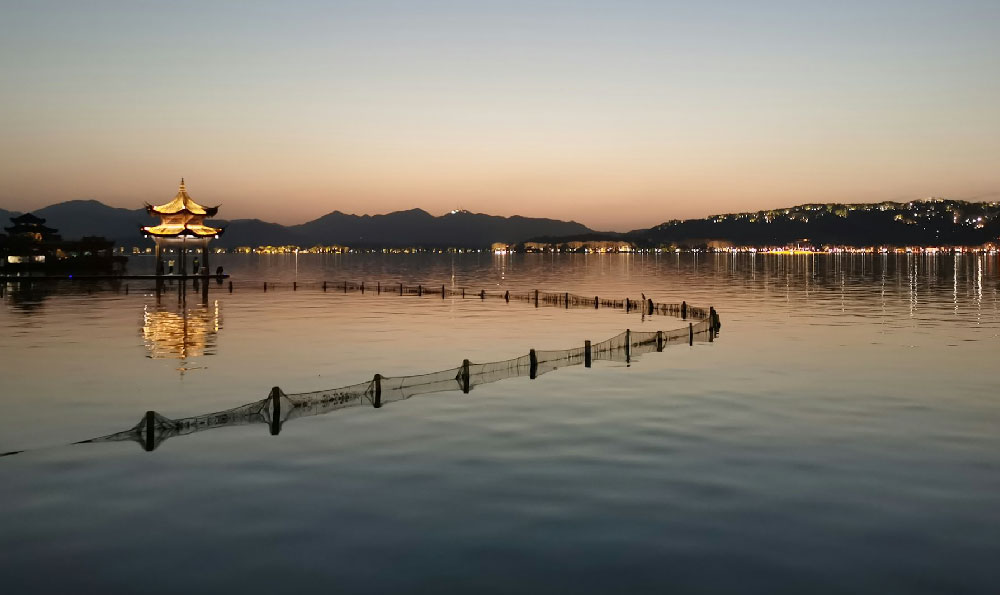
1 0 998 231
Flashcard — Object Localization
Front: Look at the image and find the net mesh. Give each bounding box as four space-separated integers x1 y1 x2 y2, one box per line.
81 297 720 452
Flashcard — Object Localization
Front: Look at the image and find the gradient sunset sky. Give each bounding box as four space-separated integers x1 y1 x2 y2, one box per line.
1 0 998 231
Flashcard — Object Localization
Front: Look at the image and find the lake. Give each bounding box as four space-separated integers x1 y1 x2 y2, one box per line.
1 253 998 594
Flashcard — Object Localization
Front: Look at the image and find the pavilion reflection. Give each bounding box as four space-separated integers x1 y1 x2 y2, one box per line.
142 283 222 366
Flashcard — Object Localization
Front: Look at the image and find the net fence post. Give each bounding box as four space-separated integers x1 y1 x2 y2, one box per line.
269 387 282 436
585 340 592 368
373 374 382 408
656 330 663 352
689 323 693 346
534 289 539 308
625 329 631 364
461 359 471 393
564 292 569 308
529 349 538 379
144 410 156 452
626 297 630 312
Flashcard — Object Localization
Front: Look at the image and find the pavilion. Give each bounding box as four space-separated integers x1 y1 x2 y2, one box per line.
141 179 223 276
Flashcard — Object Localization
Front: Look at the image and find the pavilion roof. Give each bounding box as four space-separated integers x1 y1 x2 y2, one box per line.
141 222 223 238
147 179 219 217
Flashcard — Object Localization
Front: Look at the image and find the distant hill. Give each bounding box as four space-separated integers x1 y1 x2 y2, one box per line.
0 200 594 248
629 200 1000 247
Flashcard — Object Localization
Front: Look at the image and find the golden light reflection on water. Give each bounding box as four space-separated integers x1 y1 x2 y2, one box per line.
141 300 222 369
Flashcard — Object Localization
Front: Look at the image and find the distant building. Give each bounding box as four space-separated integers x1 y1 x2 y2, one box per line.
1 213 121 275
141 179 224 276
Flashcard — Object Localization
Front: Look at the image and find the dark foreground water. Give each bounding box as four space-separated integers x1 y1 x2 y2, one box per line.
1 253 998 594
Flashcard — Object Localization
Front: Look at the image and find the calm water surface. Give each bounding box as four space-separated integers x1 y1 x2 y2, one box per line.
1 254 998 594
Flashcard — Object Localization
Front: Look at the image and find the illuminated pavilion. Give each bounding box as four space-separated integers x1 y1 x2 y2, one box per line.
141 179 223 276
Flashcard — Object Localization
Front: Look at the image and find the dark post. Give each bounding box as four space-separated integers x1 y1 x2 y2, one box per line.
344 281 348 293
125 284 129 295
228 281 233 293
269 386 282 436
399 283 403 296
264 281 267 292
681 300 687 319
625 329 631 364
689 323 694 346
584 340 592 368
480 290 485 300
535 289 539 308
709 321 714 342
442 285 446 299
323 281 327 292
504 290 509 303
461 359 471 394
529 349 538 379
293 281 297 291
462 288 465 298
565 292 569 308
373 374 382 408
656 330 664 352
377 281 381 295
144 410 156 452
418 284 422 296
361 282 365 294
626 298 630 312
648 298 654 315
595 296 599 309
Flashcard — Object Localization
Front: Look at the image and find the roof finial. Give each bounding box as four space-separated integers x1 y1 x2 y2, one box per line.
180 177 185 187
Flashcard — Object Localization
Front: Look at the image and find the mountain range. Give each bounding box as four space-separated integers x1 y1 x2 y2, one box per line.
0 200 594 248
2 198 998 248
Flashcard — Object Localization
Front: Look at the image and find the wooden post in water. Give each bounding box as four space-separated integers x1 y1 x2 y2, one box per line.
418 284 422 297
442 285 446 299
625 329 631 364
689 322 693 346
228 281 233 293
461 359 471 394
534 289 539 308
293 281 297 291
656 330 664 352
708 321 714 342
681 300 687 319
269 387 282 435
377 281 381 295
124 284 129 295
564 292 569 308
505 290 509 303
344 281 348 294
323 281 327 292
373 374 382 408
626 298 630 312
144 410 156 452
399 283 403 296
462 288 465 298
584 340 592 368
264 281 267 292
480 289 485 300
595 296 599 309
529 349 538 379
361 282 365 294
647 298 654 315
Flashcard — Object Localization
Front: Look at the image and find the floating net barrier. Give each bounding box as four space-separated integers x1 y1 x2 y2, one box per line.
213 278 717 323
71 314 721 454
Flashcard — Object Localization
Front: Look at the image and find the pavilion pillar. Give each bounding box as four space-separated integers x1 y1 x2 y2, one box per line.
202 240 209 276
